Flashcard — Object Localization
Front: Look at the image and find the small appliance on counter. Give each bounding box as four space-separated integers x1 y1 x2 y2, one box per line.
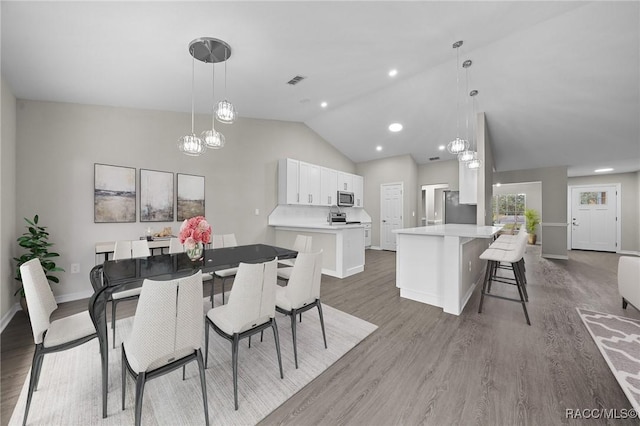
328 211 347 225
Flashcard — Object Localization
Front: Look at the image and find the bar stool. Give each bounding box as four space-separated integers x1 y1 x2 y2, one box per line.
478 233 530 325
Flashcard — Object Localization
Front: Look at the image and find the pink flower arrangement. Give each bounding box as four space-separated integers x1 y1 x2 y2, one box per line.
179 216 211 250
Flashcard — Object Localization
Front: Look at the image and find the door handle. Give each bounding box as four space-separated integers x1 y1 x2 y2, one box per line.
382 220 387 223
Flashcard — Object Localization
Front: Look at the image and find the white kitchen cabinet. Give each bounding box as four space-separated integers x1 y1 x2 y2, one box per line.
278 158 299 204
299 161 321 205
321 167 338 206
338 172 353 192
353 174 364 208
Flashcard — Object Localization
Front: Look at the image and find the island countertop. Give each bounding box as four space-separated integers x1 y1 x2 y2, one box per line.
393 224 502 239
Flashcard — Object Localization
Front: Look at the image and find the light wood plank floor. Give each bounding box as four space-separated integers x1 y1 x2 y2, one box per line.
2 247 638 425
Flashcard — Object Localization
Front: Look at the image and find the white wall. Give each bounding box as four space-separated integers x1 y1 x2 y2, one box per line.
356 154 418 247
15 100 355 301
1 77 18 324
568 172 639 253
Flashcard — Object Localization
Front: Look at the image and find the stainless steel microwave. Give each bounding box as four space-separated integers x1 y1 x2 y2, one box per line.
337 191 354 207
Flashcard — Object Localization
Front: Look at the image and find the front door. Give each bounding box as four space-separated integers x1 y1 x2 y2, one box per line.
571 185 617 252
380 183 403 251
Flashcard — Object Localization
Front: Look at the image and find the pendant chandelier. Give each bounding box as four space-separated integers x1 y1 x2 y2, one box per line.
178 37 232 156
447 40 469 155
215 47 237 124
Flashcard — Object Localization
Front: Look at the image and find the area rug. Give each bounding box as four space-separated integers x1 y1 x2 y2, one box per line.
9 297 377 425
577 308 640 412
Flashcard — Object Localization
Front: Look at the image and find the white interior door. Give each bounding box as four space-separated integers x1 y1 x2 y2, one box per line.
380 183 403 251
571 185 617 251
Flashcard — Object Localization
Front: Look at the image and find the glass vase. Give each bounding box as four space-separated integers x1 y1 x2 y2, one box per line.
185 242 204 261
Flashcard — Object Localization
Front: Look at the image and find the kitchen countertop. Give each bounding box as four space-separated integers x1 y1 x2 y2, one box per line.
393 224 502 239
270 223 365 230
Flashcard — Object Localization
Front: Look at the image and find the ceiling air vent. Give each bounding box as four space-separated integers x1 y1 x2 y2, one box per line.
429 156 440 161
287 75 306 85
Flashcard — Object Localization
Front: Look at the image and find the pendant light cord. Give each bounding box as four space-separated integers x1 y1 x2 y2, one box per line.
223 47 228 98
211 60 216 130
455 46 460 138
190 54 195 134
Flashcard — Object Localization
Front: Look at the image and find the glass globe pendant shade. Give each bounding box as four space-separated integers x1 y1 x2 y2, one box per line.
447 137 468 154
202 129 226 149
215 100 237 124
458 150 476 163
178 133 205 156
467 158 482 169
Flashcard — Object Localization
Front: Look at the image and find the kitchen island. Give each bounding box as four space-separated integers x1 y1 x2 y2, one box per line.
270 223 365 278
393 224 502 315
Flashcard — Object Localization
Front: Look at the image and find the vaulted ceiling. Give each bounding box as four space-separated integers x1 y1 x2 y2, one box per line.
2 1 638 176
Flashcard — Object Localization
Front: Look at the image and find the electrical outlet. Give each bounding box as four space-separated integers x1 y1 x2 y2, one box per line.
71 263 80 274
255 209 260 216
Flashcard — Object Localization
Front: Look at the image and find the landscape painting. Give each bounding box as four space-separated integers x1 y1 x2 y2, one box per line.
140 169 174 222
177 173 205 221
94 164 136 223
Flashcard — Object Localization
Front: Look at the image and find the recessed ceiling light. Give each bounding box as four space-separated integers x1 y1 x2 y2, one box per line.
438 145 445 151
388 69 398 77
320 101 328 108
594 168 613 173
376 146 383 151
388 123 403 132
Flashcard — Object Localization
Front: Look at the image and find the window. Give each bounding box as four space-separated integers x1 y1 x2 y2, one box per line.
492 193 526 225
580 191 607 205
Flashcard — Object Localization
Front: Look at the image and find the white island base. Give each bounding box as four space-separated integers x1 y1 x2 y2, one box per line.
394 225 501 315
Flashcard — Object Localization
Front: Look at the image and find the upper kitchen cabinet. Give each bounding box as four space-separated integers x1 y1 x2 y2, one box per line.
321 167 338 206
338 172 354 192
278 158 299 204
353 174 364 208
299 161 321 205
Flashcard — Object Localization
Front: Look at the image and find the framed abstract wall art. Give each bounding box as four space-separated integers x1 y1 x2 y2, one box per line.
177 173 205 221
94 163 136 223
140 169 174 222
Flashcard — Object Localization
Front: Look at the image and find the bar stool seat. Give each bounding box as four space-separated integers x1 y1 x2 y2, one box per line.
478 235 530 325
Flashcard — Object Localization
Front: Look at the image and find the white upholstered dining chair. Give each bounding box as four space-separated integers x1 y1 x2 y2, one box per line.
168 237 184 254
204 258 284 410
121 271 209 426
277 234 313 282
275 250 327 368
111 240 150 348
20 258 97 426
211 233 239 305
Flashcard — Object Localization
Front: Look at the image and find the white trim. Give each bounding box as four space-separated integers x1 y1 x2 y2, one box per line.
541 222 569 227
618 250 640 257
55 289 94 304
369 246 383 251
567 183 622 253
543 253 569 260
0 303 20 333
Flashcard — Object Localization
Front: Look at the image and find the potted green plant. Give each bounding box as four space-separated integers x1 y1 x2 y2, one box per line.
14 215 64 312
524 208 541 245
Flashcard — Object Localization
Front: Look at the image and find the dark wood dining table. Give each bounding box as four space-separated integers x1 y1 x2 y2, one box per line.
88 243 297 418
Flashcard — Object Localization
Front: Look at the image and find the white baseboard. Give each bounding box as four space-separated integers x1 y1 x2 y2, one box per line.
543 253 569 260
618 250 640 256
1 303 20 333
368 246 383 251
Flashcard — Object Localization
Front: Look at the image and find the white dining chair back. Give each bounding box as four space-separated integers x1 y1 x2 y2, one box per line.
131 240 151 258
21 258 58 345
293 235 313 253
211 233 240 305
223 233 238 247
168 237 184 254
113 240 132 260
282 250 323 309
122 271 209 425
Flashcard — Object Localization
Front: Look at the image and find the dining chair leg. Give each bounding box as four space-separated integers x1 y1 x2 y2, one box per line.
317 301 328 349
290 308 298 369
23 346 43 426
623 297 629 309
182 365 186 380
232 334 239 410
32 348 45 391
196 349 210 426
271 319 284 379
209 278 215 307
222 278 227 305
204 323 210 368
121 346 126 411
134 373 146 426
